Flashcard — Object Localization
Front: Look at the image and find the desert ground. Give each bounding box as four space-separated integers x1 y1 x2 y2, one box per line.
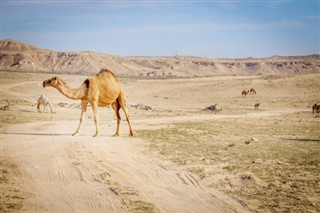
1 71 320 213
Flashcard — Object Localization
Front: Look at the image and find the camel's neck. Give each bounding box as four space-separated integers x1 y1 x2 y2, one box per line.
55 82 87 100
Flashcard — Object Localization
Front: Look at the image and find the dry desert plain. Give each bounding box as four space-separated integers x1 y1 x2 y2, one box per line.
1 70 320 213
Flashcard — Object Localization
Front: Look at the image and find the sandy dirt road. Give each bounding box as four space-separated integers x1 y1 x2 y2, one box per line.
2 120 251 213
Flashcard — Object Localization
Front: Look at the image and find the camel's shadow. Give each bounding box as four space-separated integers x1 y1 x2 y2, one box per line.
3 132 113 137
3 132 78 137
283 138 320 143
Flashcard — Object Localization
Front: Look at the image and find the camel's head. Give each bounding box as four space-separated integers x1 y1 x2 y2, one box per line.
43 76 60 88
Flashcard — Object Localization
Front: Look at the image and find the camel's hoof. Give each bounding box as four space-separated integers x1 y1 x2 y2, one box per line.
113 133 120 137
72 132 79 136
93 134 100 137
129 132 134 137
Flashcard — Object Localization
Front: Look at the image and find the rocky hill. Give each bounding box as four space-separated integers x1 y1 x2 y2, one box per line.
1 39 319 77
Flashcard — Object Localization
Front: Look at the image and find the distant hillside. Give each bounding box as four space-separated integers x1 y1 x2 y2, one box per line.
1 39 319 77
0 40 131 75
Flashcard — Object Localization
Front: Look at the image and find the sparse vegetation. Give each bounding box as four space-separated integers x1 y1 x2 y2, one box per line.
187 167 206 179
0 159 27 213
139 112 320 212
99 179 158 213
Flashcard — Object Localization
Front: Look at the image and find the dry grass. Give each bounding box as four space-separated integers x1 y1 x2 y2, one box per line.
0 158 29 213
139 112 320 212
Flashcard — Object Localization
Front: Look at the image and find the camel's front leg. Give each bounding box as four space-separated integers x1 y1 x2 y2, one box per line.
73 101 87 136
92 101 100 137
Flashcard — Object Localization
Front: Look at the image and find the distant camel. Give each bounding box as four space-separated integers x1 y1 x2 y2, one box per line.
312 103 320 113
43 68 133 137
37 95 54 113
250 88 256 95
242 90 250 97
254 103 260 110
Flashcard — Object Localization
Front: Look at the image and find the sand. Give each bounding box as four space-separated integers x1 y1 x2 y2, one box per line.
1 71 319 212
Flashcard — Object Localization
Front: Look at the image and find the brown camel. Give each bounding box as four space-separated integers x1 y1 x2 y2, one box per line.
254 103 260 110
242 90 250 97
43 68 133 137
312 103 320 113
250 88 256 95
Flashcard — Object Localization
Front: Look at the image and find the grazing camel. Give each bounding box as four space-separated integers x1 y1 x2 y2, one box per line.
250 88 256 95
242 90 250 97
312 103 320 113
43 68 133 137
254 103 260 110
37 94 54 113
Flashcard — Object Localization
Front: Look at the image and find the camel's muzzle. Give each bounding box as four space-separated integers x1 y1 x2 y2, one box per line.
43 80 49 88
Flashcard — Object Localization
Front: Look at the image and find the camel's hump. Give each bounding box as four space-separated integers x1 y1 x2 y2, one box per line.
96 68 118 80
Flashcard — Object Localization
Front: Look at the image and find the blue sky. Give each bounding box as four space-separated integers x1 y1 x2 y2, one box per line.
1 0 319 58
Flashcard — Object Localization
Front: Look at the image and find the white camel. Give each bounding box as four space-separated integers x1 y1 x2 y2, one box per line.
37 95 54 113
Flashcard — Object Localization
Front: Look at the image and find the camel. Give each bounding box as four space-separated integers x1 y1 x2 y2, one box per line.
254 103 260 110
37 94 54 113
242 90 250 97
43 68 133 137
250 88 256 95
312 103 320 113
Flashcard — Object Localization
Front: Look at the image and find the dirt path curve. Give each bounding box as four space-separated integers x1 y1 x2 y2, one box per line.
1 81 42 103
2 120 251 213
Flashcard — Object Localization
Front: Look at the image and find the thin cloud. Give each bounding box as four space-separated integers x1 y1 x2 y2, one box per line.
306 15 319 20
268 0 288 7
220 1 237 10
105 20 305 35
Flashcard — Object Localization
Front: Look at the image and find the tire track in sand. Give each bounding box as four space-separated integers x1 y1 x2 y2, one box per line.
2 122 129 213
2 121 251 212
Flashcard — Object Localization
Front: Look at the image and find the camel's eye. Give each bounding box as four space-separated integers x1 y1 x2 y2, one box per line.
53 77 56 80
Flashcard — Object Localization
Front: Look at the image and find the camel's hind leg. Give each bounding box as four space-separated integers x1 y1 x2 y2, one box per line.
111 101 121 136
91 101 100 137
73 101 87 136
118 93 134 136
